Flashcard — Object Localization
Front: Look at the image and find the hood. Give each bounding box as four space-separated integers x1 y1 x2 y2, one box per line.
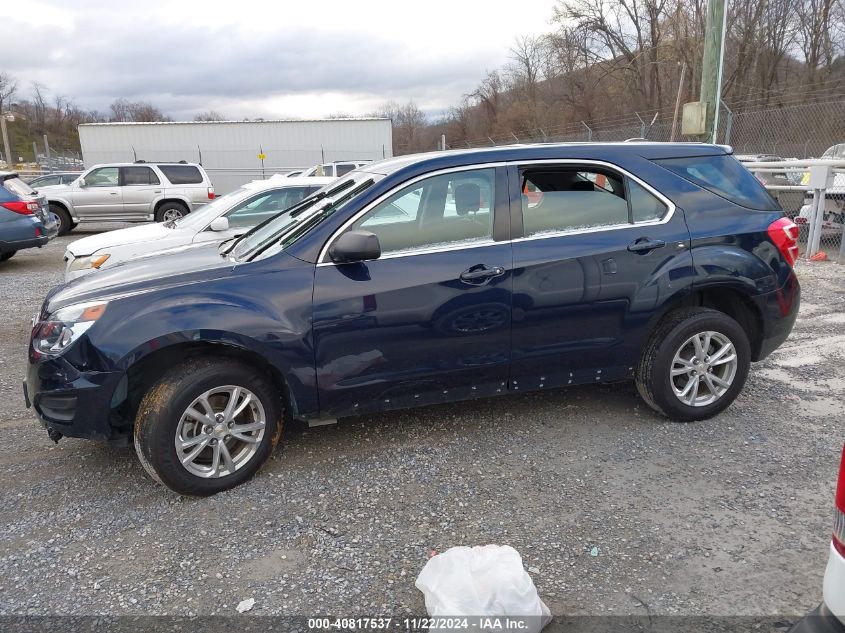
67 223 184 256
46 242 235 312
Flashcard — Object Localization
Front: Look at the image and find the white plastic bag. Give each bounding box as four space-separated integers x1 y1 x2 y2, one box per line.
415 545 552 633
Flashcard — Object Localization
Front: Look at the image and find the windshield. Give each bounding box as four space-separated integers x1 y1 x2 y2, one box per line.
229 171 381 261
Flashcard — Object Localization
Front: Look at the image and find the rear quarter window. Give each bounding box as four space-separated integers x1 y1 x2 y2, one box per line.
655 154 779 211
3 177 36 199
158 165 204 185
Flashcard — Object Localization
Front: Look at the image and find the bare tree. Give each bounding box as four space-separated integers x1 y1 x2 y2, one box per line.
0 72 16 114
109 98 169 122
193 110 226 121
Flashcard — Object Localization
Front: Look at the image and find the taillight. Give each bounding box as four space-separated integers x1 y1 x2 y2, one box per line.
767 217 800 266
207 187 215 200
1 200 38 215
834 444 845 558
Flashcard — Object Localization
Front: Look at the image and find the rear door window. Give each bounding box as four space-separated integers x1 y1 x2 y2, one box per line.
158 165 203 184
520 169 629 236
122 166 160 186
335 163 356 177
655 154 779 210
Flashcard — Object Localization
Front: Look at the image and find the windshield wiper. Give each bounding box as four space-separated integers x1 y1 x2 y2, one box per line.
222 178 358 257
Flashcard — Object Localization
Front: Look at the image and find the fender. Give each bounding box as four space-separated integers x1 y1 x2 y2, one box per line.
80 263 319 419
45 193 76 219
688 242 782 295
151 193 194 217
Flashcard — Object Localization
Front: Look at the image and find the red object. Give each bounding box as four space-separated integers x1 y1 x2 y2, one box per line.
208 187 215 200
1 200 38 215
810 252 828 262
767 217 800 266
834 444 845 558
35 227 42 237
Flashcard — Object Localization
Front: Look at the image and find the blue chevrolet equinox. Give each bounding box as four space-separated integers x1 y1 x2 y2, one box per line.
24 144 801 495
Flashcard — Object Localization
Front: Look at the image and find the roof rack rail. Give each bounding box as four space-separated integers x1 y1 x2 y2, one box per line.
134 159 189 164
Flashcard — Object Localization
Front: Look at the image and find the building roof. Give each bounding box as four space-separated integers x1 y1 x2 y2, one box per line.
79 118 390 127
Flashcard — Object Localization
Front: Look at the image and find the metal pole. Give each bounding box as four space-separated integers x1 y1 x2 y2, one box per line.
581 121 592 142
809 188 826 257
806 190 820 258
698 0 728 143
32 141 38 164
634 112 646 139
0 116 12 169
839 216 845 263
721 100 734 145
670 62 687 142
440 134 446 151
43 134 51 172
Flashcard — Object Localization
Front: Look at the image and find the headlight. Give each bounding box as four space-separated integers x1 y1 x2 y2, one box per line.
68 253 110 272
32 301 108 356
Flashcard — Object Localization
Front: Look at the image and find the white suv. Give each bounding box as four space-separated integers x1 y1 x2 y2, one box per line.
39 161 215 235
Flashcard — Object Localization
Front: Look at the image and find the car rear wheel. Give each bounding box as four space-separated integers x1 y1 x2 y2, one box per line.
134 358 283 496
155 202 189 223
0 251 15 262
50 204 73 236
636 308 750 422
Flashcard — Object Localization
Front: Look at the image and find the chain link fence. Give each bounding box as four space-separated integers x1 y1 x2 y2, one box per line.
461 99 845 262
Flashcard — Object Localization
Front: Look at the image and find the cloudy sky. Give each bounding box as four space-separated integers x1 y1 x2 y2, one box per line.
2 0 557 121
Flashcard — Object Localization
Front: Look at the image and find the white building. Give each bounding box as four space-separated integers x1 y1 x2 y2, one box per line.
78 118 393 193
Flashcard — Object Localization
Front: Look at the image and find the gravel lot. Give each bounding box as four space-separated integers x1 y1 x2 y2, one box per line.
0 225 843 618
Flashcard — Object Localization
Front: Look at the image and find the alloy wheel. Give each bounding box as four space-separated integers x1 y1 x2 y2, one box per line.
670 331 738 407
174 385 266 478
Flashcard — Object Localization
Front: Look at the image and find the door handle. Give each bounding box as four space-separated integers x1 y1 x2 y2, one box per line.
109 192 119 195
460 265 505 285
627 238 666 253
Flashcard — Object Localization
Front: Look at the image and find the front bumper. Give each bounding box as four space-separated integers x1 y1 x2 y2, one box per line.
752 269 801 361
24 352 127 442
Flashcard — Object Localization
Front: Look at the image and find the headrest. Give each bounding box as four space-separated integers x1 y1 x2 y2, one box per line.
570 180 595 192
454 183 481 215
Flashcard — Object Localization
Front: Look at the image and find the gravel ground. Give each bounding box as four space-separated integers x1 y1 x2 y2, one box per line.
0 225 843 618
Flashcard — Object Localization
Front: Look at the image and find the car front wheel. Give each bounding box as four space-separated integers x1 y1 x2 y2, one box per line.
134 358 283 496
636 308 751 422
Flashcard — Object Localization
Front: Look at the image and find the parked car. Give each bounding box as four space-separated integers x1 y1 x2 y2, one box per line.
43 161 215 236
24 143 800 496
796 143 845 239
299 160 372 178
0 172 58 263
63 176 332 280
789 443 845 632
27 172 81 188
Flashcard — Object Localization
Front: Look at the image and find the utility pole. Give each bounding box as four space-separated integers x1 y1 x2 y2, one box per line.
670 62 687 142
0 114 12 169
697 0 728 143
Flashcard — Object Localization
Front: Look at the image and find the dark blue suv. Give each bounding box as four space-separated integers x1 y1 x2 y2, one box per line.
24 144 800 495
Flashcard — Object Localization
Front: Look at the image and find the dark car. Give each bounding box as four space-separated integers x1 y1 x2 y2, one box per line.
1 172 58 263
26 172 81 188
24 143 801 496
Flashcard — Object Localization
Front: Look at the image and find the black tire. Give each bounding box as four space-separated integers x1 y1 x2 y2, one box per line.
134 358 283 496
635 308 751 422
155 202 189 223
50 204 73 236
0 251 15 262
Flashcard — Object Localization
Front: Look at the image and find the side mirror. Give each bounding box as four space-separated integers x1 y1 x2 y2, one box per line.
328 230 381 264
209 216 230 232
77 178 87 187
